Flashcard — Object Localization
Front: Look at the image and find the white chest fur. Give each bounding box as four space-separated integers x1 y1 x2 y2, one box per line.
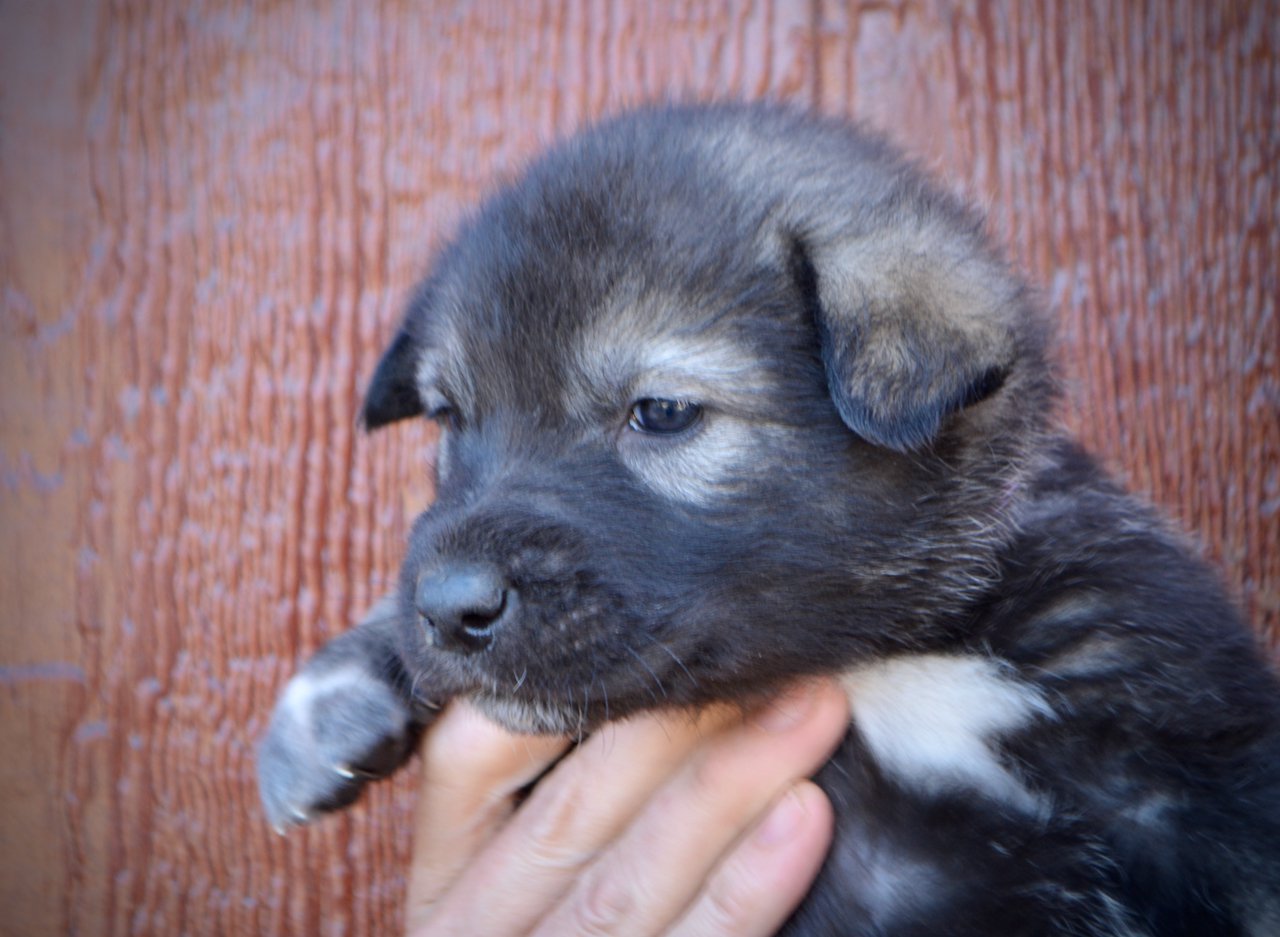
841 654 1054 812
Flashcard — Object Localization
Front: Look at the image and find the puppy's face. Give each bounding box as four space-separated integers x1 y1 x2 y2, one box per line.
365 106 1049 733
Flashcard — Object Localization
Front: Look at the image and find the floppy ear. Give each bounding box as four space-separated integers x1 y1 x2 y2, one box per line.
360 328 425 430
790 225 1018 452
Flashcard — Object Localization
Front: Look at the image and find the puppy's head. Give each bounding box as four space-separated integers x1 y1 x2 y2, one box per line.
363 104 1052 732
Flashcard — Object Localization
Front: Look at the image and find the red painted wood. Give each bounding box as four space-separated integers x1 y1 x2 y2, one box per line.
1 1 1274 932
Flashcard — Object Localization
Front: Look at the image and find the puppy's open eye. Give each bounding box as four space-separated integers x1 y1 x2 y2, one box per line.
628 398 702 435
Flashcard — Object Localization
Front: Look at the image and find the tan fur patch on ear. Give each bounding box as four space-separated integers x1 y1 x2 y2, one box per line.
809 218 1020 450
815 218 1018 371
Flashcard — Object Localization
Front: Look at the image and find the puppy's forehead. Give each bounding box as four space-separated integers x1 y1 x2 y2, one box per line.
411 195 782 413
407 134 789 418
416 272 774 422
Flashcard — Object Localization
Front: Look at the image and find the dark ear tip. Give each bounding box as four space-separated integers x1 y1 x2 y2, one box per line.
357 401 381 433
959 365 1010 410
361 328 426 431
360 394 424 432
831 394 943 453
829 363 1011 453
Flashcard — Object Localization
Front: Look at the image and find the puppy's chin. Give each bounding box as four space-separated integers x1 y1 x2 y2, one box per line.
467 686 677 735
469 692 592 735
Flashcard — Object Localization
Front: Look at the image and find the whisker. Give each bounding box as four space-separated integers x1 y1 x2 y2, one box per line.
513 667 528 692
565 683 585 743
624 643 668 699
648 635 698 688
576 684 589 743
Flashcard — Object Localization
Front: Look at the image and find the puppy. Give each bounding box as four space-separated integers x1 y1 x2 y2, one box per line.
258 103 1280 936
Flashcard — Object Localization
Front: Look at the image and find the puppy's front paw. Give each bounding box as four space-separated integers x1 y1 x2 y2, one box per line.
257 665 413 832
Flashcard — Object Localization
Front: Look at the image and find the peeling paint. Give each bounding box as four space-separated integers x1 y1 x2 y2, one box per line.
0 662 87 685
73 720 109 742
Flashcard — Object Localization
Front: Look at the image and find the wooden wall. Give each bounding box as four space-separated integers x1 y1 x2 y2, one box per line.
1 1 1275 934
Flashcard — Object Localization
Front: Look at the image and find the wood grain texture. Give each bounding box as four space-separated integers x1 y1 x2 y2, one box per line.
0 1 1274 934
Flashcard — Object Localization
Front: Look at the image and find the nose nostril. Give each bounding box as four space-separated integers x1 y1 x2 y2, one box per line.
460 613 494 637
460 589 506 637
415 564 510 653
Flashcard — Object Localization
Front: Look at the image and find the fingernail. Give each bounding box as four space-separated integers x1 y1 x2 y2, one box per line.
753 682 818 732
753 789 805 846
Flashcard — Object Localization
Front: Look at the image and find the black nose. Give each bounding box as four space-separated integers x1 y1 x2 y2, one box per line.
415 564 510 653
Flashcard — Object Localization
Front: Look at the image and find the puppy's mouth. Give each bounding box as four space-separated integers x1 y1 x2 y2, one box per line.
401 556 706 733
407 623 703 736
458 652 696 735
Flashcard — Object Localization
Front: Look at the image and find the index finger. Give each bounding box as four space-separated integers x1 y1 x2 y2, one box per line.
406 700 570 931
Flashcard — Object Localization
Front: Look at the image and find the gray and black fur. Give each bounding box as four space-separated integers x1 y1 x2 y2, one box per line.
258 103 1280 936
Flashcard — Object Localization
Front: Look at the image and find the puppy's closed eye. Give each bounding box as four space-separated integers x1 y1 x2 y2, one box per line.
427 403 461 432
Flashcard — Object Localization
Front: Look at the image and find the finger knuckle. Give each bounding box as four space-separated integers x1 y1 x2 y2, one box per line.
567 866 636 937
687 746 744 809
699 868 758 933
521 761 616 872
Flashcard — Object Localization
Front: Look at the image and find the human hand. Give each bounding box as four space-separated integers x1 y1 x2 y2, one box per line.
405 679 849 936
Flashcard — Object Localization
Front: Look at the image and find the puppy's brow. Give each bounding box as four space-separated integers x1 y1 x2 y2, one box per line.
633 341 768 396
576 318 773 409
